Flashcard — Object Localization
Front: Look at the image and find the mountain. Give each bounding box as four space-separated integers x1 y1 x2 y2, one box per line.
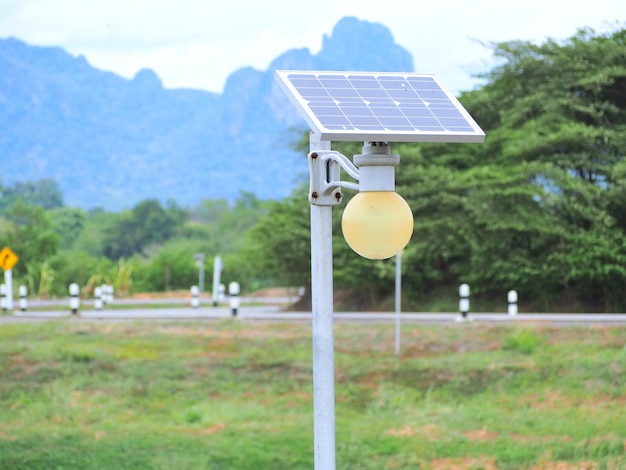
0 17 414 210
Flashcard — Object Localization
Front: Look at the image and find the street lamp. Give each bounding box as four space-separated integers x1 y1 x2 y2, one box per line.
275 70 485 470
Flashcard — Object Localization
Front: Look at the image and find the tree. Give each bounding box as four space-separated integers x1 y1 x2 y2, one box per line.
49 206 87 248
102 198 188 259
0 202 58 276
397 26 626 311
239 188 311 289
0 178 63 213
132 242 197 292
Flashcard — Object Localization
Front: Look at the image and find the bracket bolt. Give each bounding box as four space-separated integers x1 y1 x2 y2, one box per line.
335 192 342 201
311 192 319 199
311 152 318 159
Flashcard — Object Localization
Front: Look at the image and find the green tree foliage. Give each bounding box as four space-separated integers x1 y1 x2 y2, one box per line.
24 260 56 298
49 251 115 297
0 202 58 276
102 198 187 259
49 207 87 248
396 26 626 311
132 242 197 292
239 187 311 290
202 192 274 291
71 208 118 257
0 178 63 213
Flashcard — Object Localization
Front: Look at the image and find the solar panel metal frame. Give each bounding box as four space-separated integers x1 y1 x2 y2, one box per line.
275 70 485 143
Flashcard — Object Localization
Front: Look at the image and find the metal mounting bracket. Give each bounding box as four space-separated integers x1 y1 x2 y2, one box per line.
308 150 359 206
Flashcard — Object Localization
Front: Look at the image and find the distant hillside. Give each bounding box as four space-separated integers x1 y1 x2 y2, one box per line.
0 17 414 210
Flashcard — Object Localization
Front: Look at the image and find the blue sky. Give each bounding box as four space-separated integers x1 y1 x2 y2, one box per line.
0 0 624 95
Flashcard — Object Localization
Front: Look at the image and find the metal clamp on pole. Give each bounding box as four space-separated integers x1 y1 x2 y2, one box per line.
308 150 358 206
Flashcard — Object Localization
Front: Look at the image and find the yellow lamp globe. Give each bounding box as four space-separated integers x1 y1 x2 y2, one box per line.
341 191 414 260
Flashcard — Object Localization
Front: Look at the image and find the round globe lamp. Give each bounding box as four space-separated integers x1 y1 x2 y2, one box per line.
341 190 413 259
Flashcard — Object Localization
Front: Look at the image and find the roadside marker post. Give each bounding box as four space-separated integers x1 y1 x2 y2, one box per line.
228 282 240 317
101 284 108 305
19 285 27 312
1 283 6 312
69 283 80 315
191 285 200 308
107 285 114 304
508 290 518 316
94 287 103 310
459 283 470 321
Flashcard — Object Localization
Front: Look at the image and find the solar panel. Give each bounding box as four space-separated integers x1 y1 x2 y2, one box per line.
275 70 485 143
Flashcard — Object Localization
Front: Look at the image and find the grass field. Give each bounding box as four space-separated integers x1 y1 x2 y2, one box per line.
0 319 625 469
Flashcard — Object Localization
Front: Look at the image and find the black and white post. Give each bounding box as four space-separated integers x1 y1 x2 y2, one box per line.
228 281 240 317
100 284 108 305
191 285 200 308
459 283 470 320
94 286 103 310
69 283 80 315
18 285 27 312
1 283 6 312
106 285 114 304
508 290 518 316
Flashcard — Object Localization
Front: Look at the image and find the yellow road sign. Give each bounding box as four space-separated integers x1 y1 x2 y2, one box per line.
0 246 18 271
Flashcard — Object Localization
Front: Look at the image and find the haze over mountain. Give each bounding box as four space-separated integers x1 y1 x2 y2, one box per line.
0 17 415 210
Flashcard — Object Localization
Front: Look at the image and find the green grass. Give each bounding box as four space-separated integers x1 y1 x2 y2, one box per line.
0 320 625 469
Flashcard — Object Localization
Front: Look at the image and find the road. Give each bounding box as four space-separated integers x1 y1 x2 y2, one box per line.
3 303 626 326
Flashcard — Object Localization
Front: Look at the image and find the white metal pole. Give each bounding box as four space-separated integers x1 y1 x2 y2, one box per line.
199 263 205 293
310 134 336 470
5 269 13 311
212 256 222 306
395 251 402 357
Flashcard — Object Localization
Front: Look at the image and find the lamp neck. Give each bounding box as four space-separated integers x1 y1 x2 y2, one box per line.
353 142 399 192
